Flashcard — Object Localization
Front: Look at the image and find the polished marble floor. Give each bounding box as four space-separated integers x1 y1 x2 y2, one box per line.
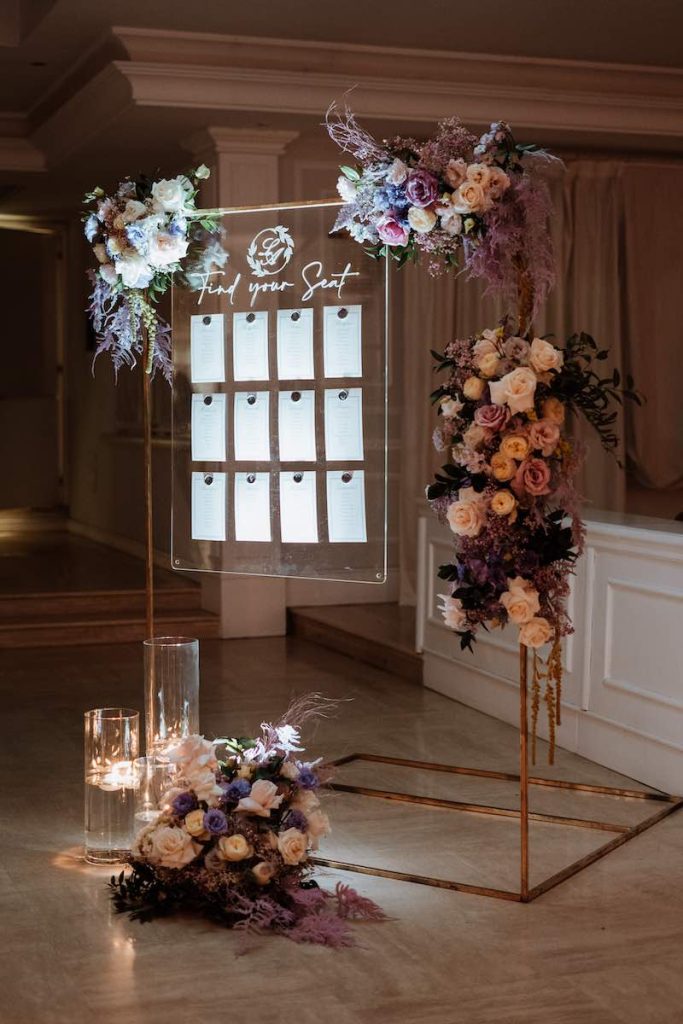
4 637 683 1023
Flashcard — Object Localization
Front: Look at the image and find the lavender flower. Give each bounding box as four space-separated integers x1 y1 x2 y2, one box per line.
203 809 228 836
172 791 198 817
284 810 308 832
296 766 320 790
222 778 251 803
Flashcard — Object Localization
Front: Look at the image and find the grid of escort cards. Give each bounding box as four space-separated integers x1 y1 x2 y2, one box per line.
188 306 368 546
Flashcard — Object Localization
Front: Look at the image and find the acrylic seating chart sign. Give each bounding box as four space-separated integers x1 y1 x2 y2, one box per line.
171 200 389 584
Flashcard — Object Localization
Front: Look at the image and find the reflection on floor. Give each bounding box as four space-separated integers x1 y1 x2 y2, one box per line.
2 636 682 1023
0 519 218 647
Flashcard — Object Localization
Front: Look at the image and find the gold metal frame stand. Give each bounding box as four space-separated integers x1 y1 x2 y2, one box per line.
314 647 683 902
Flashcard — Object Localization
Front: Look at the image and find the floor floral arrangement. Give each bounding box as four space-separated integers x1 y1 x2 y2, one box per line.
110 699 385 946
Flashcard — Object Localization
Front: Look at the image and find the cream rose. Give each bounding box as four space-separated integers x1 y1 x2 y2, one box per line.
236 778 284 818
529 337 563 375
252 861 276 885
446 487 486 538
542 397 566 425
387 158 408 185
116 252 153 289
490 490 517 516
519 616 553 649
529 418 561 456
291 788 320 815
500 434 530 462
490 452 517 482
487 167 510 199
438 594 468 631
463 376 486 401
217 834 254 862
149 825 200 869
489 367 537 414
407 206 437 233
167 735 217 772
439 205 463 237
185 768 223 804
472 336 498 362
277 827 309 866
477 352 500 378
440 396 463 418
306 809 331 850
151 176 189 214
148 231 189 269
500 577 541 625
184 809 209 839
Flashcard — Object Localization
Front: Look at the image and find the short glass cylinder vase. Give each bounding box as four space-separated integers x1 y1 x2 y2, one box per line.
133 755 178 830
144 636 199 757
84 707 140 864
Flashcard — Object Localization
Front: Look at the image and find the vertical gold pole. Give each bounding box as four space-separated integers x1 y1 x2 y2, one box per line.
519 642 529 900
142 336 154 639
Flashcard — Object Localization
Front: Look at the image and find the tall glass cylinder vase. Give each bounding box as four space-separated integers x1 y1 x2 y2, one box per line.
84 707 140 864
144 637 199 757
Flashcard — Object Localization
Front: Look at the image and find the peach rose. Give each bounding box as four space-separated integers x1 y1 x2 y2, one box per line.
478 352 500 377
446 487 486 537
445 158 468 189
252 861 276 885
500 434 530 462
472 336 498 362
306 808 331 851
217 834 253 862
466 163 493 188
490 452 517 482
184 809 209 839
463 424 488 449
489 367 537 414
452 181 492 215
438 594 468 631
277 827 309 866
236 779 284 818
500 577 540 624
490 490 517 516
519 616 553 649
529 337 563 375
529 418 561 456
463 376 486 401
487 167 510 199
542 397 566 425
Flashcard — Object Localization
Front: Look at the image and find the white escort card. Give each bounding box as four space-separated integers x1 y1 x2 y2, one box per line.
324 387 364 461
190 314 225 383
278 390 317 462
233 311 269 381
279 472 318 543
276 308 314 380
323 304 362 378
234 391 270 461
191 471 226 542
326 470 367 543
234 472 271 542
191 393 226 463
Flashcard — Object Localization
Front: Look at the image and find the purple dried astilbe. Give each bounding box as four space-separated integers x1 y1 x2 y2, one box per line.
333 882 387 921
287 913 355 948
87 272 172 383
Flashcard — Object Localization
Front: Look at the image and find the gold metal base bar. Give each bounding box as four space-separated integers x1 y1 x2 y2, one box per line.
314 752 683 903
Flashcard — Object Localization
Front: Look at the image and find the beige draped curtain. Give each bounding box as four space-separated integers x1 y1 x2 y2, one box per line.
397 159 683 605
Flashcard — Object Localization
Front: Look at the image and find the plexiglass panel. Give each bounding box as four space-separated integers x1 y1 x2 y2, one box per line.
171 200 389 583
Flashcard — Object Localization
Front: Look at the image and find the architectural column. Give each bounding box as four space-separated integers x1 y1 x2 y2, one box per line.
183 126 298 637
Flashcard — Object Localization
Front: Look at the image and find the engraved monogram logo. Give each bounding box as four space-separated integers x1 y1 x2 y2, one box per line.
246 225 294 278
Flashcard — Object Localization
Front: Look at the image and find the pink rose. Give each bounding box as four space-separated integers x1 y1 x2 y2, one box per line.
376 215 409 247
529 418 561 457
512 458 552 497
474 404 510 432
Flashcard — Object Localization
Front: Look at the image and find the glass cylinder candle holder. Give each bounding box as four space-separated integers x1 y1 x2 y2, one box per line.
144 637 199 757
133 755 178 830
84 707 140 864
